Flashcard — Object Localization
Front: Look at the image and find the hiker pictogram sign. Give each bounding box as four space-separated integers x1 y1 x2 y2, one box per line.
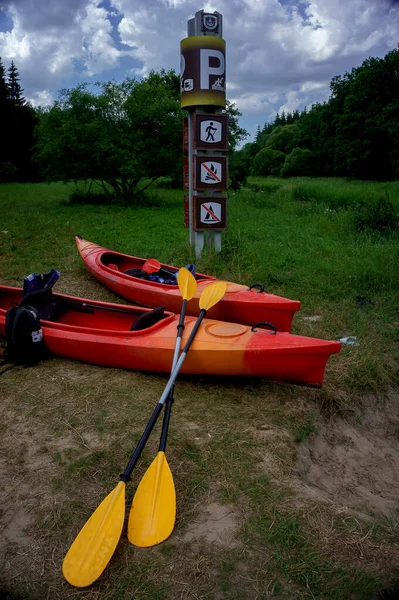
193 196 227 230
195 156 227 190
194 114 228 150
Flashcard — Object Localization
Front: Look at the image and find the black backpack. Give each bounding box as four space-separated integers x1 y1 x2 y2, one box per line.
4 304 48 365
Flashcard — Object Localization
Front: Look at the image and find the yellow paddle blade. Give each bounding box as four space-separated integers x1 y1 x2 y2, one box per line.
127 452 176 548
177 267 197 301
199 281 227 311
62 481 126 588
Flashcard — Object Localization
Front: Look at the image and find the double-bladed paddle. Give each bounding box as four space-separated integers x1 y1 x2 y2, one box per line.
127 267 197 547
142 258 176 278
62 277 226 588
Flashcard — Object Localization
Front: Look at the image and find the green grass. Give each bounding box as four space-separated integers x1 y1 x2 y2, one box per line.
1 177 399 600
3 176 396 395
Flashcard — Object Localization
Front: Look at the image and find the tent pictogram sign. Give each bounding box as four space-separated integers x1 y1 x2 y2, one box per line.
193 195 227 230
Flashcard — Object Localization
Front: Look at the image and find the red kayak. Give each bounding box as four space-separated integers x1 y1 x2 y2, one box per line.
76 236 301 331
0 286 340 386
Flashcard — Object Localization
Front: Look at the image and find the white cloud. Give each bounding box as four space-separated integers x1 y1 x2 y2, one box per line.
29 89 53 107
277 90 301 115
0 0 397 127
0 0 125 95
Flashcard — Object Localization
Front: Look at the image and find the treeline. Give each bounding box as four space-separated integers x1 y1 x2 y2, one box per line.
237 46 399 181
1 46 398 189
0 58 39 182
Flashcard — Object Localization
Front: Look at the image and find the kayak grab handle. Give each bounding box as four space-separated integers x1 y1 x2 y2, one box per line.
251 321 277 334
249 283 264 293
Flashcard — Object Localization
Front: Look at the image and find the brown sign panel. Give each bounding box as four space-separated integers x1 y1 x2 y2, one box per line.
183 117 188 153
184 194 189 228
193 195 227 231
183 156 189 190
194 156 228 190
180 36 226 108
194 114 228 151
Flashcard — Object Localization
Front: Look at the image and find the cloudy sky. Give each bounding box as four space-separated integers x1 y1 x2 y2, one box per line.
0 0 397 140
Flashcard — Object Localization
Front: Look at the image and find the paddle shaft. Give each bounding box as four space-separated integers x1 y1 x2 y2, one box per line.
158 299 186 452
158 309 206 408
120 402 163 483
120 301 191 482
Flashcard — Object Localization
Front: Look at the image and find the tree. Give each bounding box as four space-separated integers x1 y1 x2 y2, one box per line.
265 124 300 154
0 58 38 182
244 46 399 180
252 148 285 176
7 60 25 107
35 71 184 200
0 57 7 106
0 57 10 179
332 48 399 179
229 149 250 190
224 100 248 152
6 60 38 181
280 148 315 177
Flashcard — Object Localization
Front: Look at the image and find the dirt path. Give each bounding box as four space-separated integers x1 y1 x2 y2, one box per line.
0 358 398 599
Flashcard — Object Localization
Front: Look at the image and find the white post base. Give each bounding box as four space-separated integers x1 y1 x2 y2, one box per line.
194 231 204 257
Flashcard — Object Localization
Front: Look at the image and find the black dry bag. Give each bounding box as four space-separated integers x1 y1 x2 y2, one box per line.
5 304 47 365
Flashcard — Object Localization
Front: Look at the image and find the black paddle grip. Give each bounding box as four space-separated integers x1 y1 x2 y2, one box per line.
159 392 174 453
120 402 164 482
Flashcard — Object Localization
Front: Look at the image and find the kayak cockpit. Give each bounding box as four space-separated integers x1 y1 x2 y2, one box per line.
55 304 170 332
101 252 146 274
100 252 210 283
0 286 173 334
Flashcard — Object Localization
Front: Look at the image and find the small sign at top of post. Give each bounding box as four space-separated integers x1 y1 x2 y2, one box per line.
180 9 228 257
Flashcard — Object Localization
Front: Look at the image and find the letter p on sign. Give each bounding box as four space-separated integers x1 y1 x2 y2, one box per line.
200 49 225 89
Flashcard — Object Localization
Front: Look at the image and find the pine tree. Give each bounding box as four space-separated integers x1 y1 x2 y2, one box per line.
0 57 8 105
2 59 39 181
0 57 12 180
7 60 25 107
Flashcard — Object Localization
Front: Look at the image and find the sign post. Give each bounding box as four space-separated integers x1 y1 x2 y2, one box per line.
181 9 228 257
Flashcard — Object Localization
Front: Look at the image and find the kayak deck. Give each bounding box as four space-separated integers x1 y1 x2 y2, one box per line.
76 237 301 332
0 286 340 386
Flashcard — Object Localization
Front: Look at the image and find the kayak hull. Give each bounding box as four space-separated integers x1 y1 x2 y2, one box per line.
0 286 340 386
75 237 301 332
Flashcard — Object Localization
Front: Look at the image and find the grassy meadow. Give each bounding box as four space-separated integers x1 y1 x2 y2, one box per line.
0 177 399 599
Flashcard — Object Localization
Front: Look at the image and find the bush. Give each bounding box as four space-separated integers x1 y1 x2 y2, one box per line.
252 148 285 176
265 124 300 154
0 161 18 183
292 185 315 202
352 191 398 233
280 148 315 177
229 152 250 190
69 189 161 207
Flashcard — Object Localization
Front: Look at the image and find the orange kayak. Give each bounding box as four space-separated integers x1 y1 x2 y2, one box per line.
0 286 340 386
76 236 301 332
